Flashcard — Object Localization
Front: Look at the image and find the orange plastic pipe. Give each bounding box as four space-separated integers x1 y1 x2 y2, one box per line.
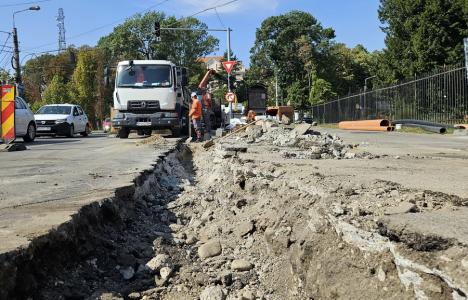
339 119 390 129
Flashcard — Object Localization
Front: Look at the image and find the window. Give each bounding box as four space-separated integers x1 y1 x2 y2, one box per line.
73 107 79 116
14 97 25 109
36 106 72 115
117 65 172 87
77 106 84 115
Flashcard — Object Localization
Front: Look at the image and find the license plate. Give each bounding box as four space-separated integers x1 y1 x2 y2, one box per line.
136 122 152 126
38 126 51 131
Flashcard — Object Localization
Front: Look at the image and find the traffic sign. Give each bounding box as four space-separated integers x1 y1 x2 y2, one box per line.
225 92 236 103
222 61 237 74
1 85 16 140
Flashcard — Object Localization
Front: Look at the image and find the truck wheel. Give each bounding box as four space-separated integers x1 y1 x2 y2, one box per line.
171 127 181 138
181 109 189 135
119 128 130 139
144 129 152 136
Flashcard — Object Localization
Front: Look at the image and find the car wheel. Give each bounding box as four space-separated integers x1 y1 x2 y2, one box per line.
81 124 91 137
118 128 130 139
67 124 74 138
23 122 36 142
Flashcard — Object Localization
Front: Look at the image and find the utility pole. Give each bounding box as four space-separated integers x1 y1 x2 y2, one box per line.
226 27 232 121
12 27 20 84
12 6 41 87
275 72 278 107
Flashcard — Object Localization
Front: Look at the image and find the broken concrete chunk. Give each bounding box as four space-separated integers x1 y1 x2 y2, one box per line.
146 254 171 272
293 123 312 136
236 221 255 237
198 240 222 259
384 202 418 215
231 259 253 271
200 285 225 300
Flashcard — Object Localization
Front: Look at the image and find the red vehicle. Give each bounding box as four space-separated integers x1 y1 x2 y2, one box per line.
103 118 111 133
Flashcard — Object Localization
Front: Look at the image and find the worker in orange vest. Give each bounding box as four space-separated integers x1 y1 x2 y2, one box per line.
189 92 203 142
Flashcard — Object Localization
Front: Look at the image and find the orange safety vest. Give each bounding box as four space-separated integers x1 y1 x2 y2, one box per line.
190 99 202 120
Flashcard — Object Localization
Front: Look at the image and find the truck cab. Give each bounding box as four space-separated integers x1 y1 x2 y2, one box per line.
112 60 189 138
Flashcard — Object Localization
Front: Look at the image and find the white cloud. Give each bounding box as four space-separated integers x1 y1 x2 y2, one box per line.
176 0 279 15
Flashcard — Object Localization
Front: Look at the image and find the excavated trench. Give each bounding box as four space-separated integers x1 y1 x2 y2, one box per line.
1 133 467 300
0 143 194 300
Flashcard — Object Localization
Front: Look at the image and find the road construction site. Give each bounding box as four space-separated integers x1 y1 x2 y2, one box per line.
0 124 467 300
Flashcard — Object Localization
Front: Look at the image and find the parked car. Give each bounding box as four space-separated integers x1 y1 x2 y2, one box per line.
14 96 36 142
103 118 111 133
35 104 91 137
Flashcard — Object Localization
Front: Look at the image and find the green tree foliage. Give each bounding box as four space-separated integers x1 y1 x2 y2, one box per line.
309 76 336 105
69 47 99 123
98 11 218 71
378 0 468 81
41 75 70 104
0 69 12 83
250 11 335 100
249 11 374 108
23 49 77 105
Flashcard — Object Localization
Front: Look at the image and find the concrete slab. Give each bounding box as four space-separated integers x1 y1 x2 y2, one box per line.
379 208 468 250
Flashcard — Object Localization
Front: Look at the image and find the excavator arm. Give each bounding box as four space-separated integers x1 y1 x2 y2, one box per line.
198 69 216 90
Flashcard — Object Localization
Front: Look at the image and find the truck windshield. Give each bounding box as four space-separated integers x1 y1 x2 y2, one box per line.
117 65 172 88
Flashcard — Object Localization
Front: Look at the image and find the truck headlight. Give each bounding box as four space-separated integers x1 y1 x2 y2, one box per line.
166 112 178 118
55 119 67 124
115 113 125 119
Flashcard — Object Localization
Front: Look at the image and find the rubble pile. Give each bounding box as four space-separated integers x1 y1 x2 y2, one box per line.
240 121 372 159
22 130 468 300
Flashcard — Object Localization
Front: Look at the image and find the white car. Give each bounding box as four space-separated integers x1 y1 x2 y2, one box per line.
14 96 37 142
34 104 91 137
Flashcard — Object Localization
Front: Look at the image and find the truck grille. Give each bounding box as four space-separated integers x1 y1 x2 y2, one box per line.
128 101 160 110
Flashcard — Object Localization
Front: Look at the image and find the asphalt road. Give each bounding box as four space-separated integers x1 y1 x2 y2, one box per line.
0 133 179 253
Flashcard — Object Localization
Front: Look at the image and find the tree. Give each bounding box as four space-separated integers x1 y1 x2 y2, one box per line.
69 47 99 124
378 0 468 81
42 74 70 104
98 11 219 72
0 69 12 83
250 11 335 99
309 76 336 105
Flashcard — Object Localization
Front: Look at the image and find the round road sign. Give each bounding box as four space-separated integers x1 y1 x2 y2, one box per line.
225 92 236 103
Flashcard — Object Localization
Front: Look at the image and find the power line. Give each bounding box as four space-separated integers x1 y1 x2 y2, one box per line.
0 0 51 8
24 0 171 52
214 8 226 29
25 0 239 53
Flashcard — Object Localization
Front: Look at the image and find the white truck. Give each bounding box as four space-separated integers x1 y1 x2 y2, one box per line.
112 60 189 138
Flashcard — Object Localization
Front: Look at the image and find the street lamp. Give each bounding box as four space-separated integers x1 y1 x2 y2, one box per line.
12 6 40 86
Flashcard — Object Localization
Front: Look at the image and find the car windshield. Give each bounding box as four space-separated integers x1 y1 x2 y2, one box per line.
117 64 172 87
36 106 71 115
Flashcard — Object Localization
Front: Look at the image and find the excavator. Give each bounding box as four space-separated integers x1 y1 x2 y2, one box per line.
197 69 223 129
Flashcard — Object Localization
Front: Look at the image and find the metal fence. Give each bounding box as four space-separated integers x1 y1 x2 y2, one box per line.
311 64 468 125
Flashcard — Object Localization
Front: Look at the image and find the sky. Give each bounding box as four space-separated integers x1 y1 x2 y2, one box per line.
0 0 386 70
